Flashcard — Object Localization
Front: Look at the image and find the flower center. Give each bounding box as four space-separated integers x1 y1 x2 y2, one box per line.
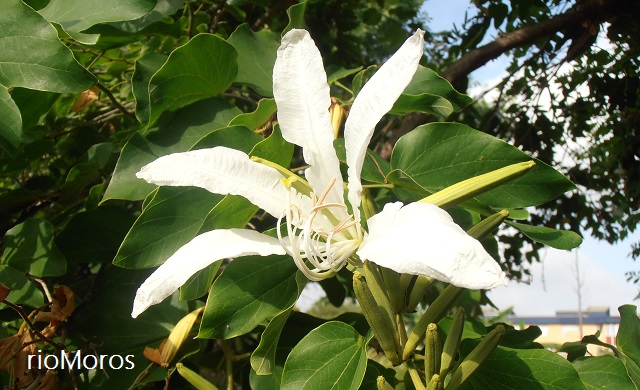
277 178 363 280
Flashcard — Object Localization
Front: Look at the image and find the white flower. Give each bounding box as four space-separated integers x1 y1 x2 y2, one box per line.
130 29 507 318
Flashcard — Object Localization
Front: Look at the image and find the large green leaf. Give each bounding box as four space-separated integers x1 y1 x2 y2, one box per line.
281 321 368 390
334 139 390 184
198 255 305 340
390 123 575 208
506 221 583 250
10 87 58 131
251 308 293 375
55 206 136 264
114 188 224 269
0 1 95 92
0 86 21 155
228 24 280 96
1 219 66 277
132 51 168 123
461 343 586 390
229 98 277 131
616 305 640 387
106 0 183 33
390 66 472 116
573 356 636 390
148 34 238 125
39 0 156 44
103 98 240 201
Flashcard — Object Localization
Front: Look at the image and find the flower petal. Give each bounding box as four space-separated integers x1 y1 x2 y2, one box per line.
345 30 424 221
137 147 288 218
132 229 286 318
357 202 508 290
273 29 345 208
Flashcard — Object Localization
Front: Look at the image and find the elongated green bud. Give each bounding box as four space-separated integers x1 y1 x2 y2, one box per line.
363 262 397 327
381 267 402 313
377 376 394 390
426 374 442 390
403 284 464 360
406 275 435 312
361 188 379 221
424 323 441 384
440 307 465 376
353 271 402 365
176 363 219 390
466 209 509 240
161 307 204 366
420 161 535 208
446 325 506 390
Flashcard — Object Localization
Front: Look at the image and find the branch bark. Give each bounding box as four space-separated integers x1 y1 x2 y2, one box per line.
389 0 620 153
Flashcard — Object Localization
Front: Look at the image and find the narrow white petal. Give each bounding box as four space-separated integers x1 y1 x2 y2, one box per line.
345 30 425 221
273 29 345 208
132 229 286 318
357 202 508 290
137 147 288 218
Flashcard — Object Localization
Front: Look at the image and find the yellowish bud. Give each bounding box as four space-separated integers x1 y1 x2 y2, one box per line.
466 209 509 240
425 323 441 383
377 376 394 390
440 307 465 376
329 97 346 139
161 307 204 366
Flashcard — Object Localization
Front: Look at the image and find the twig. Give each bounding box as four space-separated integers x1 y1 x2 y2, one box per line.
1 299 65 350
95 83 135 118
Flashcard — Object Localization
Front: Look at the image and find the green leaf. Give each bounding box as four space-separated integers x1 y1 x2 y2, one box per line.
228 24 280 96
251 308 293 375
180 261 222 301
573 356 636 390
248 124 294 167
198 255 304 340
616 305 640 387
506 221 583 249
10 88 58 131
148 34 238 125
281 322 368 390
398 66 472 111
60 162 101 204
0 86 22 155
391 93 455 117
334 139 390 184
326 65 363 85
250 365 283 390
106 0 183 34
2 219 66 277
39 0 156 44
56 206 136 264
132 51 168 123
283 2 306 35
460 342 586 390
229 98 277 131
103 98 240 201
0 1 95 92
0 264 44 308
391 123 575 208
114 187 224 269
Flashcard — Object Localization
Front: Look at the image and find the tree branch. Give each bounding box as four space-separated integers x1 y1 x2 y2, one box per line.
390 0 621 152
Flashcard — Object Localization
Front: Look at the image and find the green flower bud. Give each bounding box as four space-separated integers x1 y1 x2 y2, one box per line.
466 209 509 240
446 325 506 390
440 307 465 376
420 161 535 208
161 307 204 366
425 323 441 383
406 275 435 312
377 376 394 390
176 363 219 390
353 271 402 365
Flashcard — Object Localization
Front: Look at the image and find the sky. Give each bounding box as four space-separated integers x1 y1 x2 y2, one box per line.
422 0 640 316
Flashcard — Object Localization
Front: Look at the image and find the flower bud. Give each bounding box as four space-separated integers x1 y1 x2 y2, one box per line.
466 209 509 240
176 363 219 390
440 307 465 376
424 323 441 383
329 97 346 139
161 307 204 366
420 161 535 208
446 325 506 390
426 374 442 390
403 284 464 360
353 271 401 365
405 276 435 312
377 376 394 390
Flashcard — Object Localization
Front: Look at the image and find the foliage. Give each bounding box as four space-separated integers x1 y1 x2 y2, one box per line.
0 0 638 389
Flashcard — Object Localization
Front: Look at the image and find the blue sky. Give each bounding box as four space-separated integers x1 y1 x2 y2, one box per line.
422 0 640 315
